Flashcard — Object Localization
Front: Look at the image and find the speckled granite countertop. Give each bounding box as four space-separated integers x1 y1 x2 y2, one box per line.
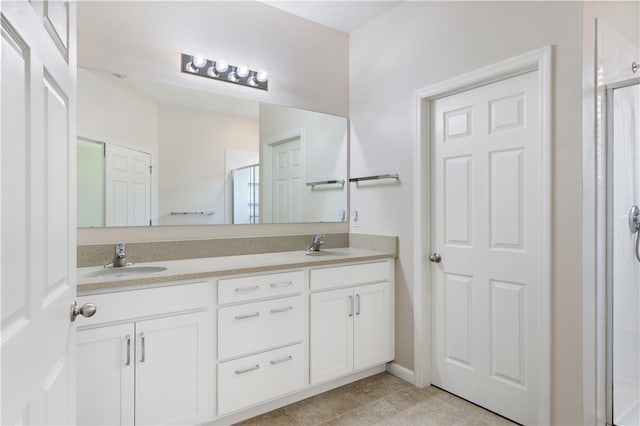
77 247 396 293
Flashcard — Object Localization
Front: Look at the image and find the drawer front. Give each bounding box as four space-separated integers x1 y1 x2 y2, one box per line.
218 295 304 360
310 260 391 291
218 270 304 305
218 343 304 415
76 281 209 327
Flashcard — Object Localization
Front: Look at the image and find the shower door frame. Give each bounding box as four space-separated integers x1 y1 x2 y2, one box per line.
606 77 640 426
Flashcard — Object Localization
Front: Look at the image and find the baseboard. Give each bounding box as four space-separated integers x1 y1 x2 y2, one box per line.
386 362 415 384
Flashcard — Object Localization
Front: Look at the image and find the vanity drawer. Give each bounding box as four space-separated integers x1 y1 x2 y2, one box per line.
310 260 391 291
76 281 209 326
218 295 304 360
218 343 304 415
218 270 304 304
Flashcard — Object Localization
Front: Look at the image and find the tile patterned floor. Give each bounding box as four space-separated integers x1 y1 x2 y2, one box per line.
236 373 518 425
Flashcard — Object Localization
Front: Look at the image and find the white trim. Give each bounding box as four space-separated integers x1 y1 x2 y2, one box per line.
386 362 415 384
413 46 552 425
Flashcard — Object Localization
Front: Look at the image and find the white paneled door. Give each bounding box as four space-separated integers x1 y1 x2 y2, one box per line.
1 0 77 424
431 71 540 425
105 144 151 226
271 138 303 223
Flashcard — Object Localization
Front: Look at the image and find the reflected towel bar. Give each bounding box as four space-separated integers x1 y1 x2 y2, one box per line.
306 179 345 188
170 211 215 216
349 173 399 183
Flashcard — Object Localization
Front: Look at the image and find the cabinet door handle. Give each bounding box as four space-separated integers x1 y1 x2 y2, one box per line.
235 312 260 320
356 294 361 316
270 281 293 288
125 335 131 366
235 364 260 375
270 355 293 365
140 333 146 363
235 285 260 293
348 295 354 317
270 306 293 314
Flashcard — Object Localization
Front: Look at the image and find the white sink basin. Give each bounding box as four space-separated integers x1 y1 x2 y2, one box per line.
83 266 167 279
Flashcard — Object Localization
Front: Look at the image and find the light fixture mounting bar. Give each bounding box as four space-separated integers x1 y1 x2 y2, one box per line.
180 53 268 91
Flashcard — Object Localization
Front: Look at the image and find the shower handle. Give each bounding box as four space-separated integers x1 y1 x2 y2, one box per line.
630 205 640 263
629 205 640 233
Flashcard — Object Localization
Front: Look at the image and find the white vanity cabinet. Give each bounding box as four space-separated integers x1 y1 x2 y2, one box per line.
76 282 211 426
309 260 394 385
216 270 306 416
76 251 396 424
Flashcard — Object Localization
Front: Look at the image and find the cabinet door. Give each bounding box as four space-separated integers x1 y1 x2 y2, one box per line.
135 311 210 425
354 282 392 370
310 288 354 384
77 324 135 426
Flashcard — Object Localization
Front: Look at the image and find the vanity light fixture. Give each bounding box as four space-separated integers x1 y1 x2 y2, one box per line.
181 53 268 91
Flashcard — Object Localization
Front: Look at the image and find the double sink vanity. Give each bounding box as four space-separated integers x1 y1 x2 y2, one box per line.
75 234 396 425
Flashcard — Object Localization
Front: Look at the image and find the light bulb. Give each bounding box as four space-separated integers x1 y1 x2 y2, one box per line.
186 62 199 73
192 56 207 68
256 70 268 83
236 64 249 78
215 59 229 73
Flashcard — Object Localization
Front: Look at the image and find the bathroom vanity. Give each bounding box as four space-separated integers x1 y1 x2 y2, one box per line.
75 247 395 425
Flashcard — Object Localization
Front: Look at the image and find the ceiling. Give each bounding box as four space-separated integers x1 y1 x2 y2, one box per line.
261 1 401 33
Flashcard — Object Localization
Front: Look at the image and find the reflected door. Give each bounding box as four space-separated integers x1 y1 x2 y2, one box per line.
105 144 151 226
272 138 303 223
609 81 640 426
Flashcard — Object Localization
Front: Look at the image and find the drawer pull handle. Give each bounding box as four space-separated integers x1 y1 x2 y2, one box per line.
270 306 293 314
356 294 361 316
125 335 131 366
140 333 146 363
270 355 293 365
235 285 260 293
349 295 354 317
235 312 260 320
235 364 260 375
270 281 293 288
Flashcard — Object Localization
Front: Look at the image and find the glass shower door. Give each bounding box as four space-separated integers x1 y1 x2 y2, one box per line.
609 80 640 426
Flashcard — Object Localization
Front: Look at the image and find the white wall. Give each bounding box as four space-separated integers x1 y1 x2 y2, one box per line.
157 104 258 225
259 103 348 223
349 2 584 423
77 68 160 224
77 1 348 117
76 1 349 243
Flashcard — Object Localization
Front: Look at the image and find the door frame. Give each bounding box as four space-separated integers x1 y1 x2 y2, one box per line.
412 46 551 424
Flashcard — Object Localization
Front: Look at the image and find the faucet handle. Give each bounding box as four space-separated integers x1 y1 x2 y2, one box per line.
115 243 126 258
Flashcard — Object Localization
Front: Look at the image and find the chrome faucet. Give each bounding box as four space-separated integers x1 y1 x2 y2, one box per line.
104 243 134 268
305 234 325 253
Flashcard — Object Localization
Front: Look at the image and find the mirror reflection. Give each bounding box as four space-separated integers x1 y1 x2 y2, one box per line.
76 68 348 227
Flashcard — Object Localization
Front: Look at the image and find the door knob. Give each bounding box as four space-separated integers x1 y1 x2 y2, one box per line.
429 253 442 263
70 301 97 322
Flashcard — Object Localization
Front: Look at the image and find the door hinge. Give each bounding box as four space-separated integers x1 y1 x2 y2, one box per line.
149 165 153 174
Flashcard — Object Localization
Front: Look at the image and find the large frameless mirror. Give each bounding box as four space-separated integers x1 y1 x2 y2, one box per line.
76 68 348 227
